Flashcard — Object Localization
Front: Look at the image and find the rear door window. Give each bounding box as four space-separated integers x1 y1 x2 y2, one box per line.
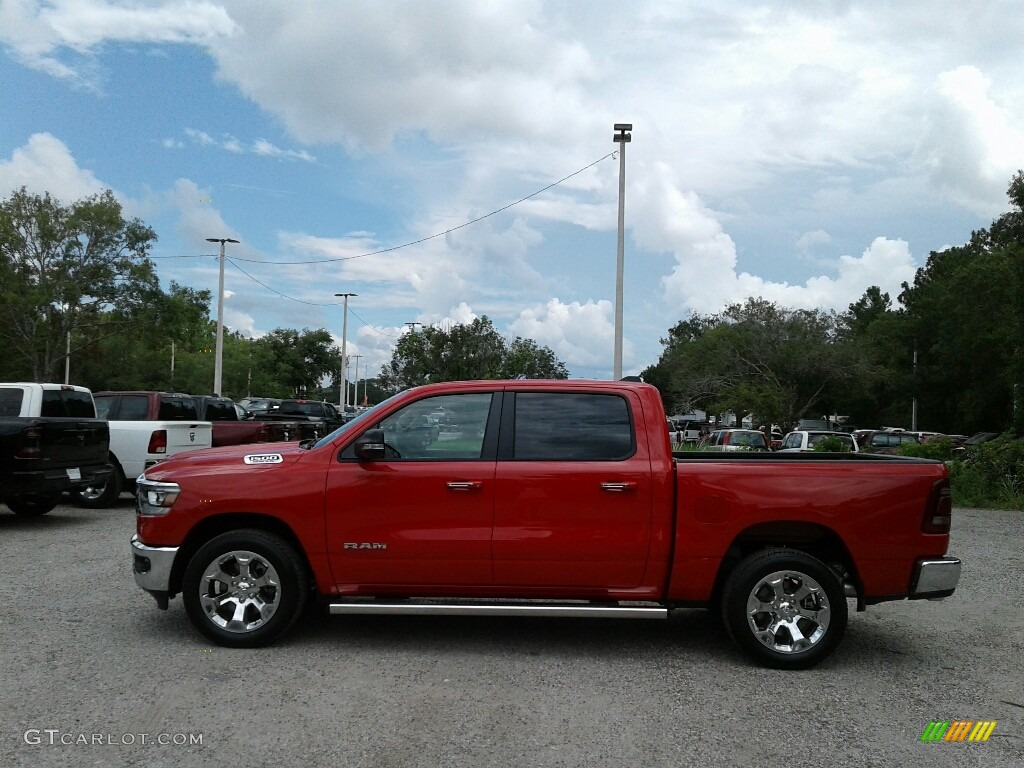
118 396 149 420
202 399 236 420
159 396 199 420
512 392 634 461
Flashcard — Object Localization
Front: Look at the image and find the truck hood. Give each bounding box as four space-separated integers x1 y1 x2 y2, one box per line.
141 442 308 480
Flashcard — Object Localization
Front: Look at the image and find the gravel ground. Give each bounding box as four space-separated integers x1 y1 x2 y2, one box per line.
1 501 1021 768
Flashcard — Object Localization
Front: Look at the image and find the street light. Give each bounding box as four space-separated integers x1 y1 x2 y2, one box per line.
335 293 357 408
612 123 631 380
206 237 240 396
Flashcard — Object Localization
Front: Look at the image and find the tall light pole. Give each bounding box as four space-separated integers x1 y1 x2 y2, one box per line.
351 354 363 407
206 237 240 396
335 293 357 408
612 123 631 380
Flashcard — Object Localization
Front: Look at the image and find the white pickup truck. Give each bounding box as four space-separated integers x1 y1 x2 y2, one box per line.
75 391 212 508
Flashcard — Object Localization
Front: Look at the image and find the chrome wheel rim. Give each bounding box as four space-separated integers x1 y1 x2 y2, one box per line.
78 483 105 501
198 550 281 633
745 569 831 654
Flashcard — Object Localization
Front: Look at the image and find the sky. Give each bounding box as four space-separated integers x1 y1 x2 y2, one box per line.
2 0 1023 382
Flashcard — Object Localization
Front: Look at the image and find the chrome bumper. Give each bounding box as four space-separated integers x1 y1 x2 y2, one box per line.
910 557 961 599
131 534 178 602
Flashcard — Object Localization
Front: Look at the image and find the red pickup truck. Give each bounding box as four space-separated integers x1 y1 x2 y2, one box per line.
130 380 960 669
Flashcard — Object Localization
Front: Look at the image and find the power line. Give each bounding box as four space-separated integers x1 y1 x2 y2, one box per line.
225 259 398 337
230 152 617 265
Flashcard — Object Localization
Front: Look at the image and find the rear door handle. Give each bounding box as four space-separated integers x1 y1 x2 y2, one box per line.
446 481 482 491
600 482 637 492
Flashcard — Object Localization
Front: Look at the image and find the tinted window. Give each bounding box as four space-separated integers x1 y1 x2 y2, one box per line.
94 395 115 420
116 396 149 420
202 400 236 420
0 388 24 417
158 396 198 420
513 393 633 461
781 434 800 449
41 389 96 418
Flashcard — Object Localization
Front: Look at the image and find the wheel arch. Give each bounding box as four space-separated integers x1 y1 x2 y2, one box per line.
169 513 315 598
710 521 861 609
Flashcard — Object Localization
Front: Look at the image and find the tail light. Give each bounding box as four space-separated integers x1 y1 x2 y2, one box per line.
17 427 43 459
147 429 168 454
923 479 952 534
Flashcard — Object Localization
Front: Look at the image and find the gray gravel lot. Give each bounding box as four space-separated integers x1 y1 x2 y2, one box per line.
1 501 1021 767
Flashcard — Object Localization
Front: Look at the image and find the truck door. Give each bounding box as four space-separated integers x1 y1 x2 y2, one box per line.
492 390 653 589
325 392 500 589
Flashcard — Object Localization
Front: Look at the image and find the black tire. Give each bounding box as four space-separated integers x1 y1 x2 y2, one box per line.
6 495 61 516
72 461 123 509
182 529 309 648
720 548 848 670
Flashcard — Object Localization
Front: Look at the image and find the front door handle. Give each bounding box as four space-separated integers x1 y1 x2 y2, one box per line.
446 481 482 491
600 482 637 492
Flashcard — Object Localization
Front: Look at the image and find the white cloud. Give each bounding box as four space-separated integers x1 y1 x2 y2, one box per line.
178 129 315 162
797 230 832 251
0 0 236 84
510 298 623 371
0 133 106 200
210 1 599 152
915 65 1024 214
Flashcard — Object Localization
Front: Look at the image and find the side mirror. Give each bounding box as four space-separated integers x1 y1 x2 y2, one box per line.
353 429 387 460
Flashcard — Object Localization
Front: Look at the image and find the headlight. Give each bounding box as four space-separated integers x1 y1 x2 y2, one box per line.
136 478 181 516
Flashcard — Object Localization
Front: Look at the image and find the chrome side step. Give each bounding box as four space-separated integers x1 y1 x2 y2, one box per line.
328 601 668 620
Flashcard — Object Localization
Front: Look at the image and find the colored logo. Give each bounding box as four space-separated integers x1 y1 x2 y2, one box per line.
921 721 997 742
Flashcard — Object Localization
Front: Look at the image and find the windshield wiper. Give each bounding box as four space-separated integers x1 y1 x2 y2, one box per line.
298 439 316 450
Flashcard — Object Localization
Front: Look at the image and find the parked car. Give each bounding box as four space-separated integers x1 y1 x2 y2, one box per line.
861 430 921 455
83 391 213 507
131 378 960 668
703 429 769 451
778 430 858 453
238 397 282 417
0 383 111 515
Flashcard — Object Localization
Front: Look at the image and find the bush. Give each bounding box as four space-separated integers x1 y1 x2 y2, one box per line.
898 437 953 461
812 436 853 452
945 434 1024 510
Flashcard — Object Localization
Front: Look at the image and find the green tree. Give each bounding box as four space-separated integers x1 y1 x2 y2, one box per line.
380 317 568 392
897 191 1022 435
646 298 865 429
255 328 341 397
0 188 158 380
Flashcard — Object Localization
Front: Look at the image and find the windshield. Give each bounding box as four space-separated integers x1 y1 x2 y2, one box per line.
310 394 400 449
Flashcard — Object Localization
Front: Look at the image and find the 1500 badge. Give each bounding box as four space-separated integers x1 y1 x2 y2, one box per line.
243 454 284 465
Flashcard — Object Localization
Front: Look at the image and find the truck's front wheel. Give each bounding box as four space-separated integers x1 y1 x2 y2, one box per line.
182 530 309 648
721 548 847 669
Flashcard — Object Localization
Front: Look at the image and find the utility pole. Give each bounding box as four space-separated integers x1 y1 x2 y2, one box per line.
335 293 357 408
405 322 422 333
206 237 240 396
351 354 363 408
64 330 71 385
612 123 632 380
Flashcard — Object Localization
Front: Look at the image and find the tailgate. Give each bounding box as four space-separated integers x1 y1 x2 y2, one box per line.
32 418 109 467
163 422 213 454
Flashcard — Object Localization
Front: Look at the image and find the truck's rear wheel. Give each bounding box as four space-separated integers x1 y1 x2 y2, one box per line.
182 529 308 648
72 462 123 509
721 548 847 669
6 495 61 516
